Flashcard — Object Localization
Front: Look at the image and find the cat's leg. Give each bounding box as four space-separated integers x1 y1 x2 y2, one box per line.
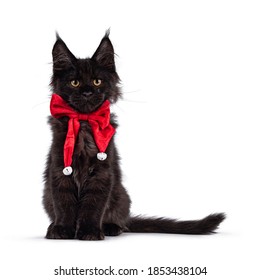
102 184 131 237
76 180 112 241
46 176 78 239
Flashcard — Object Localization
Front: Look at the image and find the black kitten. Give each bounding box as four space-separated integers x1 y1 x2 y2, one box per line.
43 31 225 240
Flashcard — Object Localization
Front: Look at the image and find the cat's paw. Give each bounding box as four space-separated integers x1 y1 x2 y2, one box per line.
103 223 123 236
77 226 105 241
46 223 75 239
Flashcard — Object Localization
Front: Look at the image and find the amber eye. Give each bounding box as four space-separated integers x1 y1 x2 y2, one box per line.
70 80 80 87
93 79 102 87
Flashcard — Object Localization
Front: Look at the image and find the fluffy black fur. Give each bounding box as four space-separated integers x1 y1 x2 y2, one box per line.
43 32 225 240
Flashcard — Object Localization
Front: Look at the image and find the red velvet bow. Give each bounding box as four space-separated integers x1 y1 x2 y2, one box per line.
50 94 115 174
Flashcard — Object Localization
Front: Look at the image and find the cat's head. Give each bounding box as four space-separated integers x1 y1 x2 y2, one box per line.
51 31 121 113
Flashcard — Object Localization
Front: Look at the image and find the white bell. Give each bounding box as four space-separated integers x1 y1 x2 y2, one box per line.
97 152 107 161
63 166 73 176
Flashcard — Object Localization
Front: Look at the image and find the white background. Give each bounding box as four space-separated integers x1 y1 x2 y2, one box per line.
0 0 259 279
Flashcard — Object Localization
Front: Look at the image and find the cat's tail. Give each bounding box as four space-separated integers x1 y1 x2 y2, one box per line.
126 213 225 234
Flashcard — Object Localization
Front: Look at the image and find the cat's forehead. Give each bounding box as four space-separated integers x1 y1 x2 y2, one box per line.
77 58 92 70
76 58 97 76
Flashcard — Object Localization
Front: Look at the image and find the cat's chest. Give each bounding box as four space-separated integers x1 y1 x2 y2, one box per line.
51 117 98 158
74 121 98 157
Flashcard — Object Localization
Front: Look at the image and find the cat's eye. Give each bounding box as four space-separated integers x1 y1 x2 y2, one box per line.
70 80 80 87
93 79 102 87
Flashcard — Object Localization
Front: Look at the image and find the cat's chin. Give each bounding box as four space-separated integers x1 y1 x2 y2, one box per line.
69 96 105 114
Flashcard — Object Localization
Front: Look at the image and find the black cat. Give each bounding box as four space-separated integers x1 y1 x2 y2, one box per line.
43 31 225 240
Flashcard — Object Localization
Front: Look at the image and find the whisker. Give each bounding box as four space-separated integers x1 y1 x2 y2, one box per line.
122 89 141 95
32 99 50 110
120 98 147 104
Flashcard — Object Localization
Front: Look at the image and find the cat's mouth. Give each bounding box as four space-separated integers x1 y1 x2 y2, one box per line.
69 94 105 114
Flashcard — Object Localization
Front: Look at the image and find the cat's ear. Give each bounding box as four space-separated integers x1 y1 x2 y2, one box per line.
92 31 115 71
52 33 76 71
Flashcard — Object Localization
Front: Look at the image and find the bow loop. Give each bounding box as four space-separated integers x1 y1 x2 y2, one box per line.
89 102 111 129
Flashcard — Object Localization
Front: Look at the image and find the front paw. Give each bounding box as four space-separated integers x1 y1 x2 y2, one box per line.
103 223 123 236
46 223 75 239
77 226 105 241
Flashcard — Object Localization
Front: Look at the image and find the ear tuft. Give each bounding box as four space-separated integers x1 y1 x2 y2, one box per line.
105 28 110 37
91 31 115 71
55 31 61 40
52 35 76 71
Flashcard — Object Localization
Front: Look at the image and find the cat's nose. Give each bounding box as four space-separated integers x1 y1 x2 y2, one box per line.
82 91 93 97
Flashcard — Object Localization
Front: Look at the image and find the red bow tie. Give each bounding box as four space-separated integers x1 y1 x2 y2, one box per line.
50 94 115 175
